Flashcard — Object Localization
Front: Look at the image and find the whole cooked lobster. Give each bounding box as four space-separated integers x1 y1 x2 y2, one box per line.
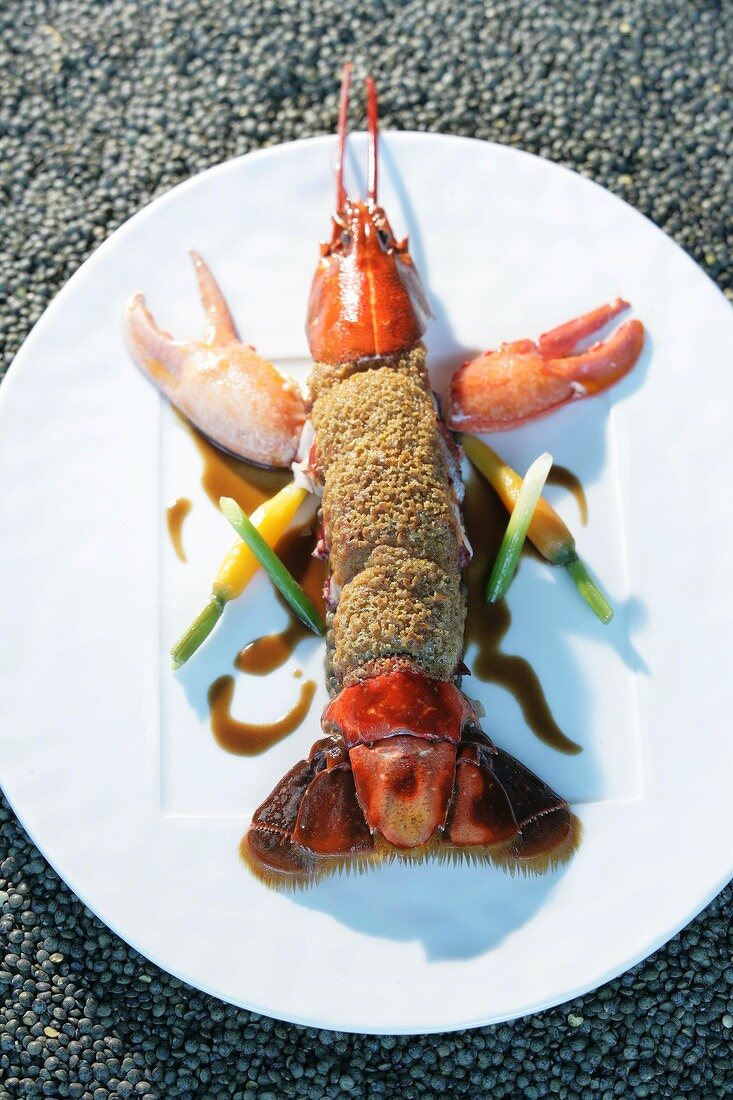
125 66 644 887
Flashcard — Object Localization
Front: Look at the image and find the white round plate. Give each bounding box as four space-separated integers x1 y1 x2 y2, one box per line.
1 134 731 1035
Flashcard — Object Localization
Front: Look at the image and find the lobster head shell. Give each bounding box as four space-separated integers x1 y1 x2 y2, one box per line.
306 67 431 364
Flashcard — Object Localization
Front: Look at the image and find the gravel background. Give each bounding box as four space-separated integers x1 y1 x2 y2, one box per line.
2 1 732 1097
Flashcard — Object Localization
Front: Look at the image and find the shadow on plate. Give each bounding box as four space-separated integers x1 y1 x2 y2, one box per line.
378 137 653 437
290 851 572 963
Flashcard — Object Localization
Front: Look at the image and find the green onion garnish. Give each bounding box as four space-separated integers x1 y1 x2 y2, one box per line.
171 594 227 670
565 556 614 624
486 452 553 603
219 497 326 636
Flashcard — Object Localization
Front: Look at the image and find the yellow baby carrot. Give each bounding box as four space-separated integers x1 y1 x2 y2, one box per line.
486 452 553 602
212 484 308 602
171 484 310 668
220 497 325 635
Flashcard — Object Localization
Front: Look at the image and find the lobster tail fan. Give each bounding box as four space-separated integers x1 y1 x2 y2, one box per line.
443 734 581 874
487 747 582 872
242 734 379 891
242 673 580 888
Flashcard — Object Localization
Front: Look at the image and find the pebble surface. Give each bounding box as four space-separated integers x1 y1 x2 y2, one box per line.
1 1 732 1097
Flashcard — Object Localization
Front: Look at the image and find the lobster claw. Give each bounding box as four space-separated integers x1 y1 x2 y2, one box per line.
124 252 306 467
242 670 579 888
448 299 644 432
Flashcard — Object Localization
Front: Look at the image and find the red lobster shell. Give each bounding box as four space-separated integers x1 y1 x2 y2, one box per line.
241 68 580 888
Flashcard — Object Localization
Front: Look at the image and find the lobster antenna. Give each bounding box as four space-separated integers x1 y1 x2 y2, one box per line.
336 62 352 210
366 75 378 203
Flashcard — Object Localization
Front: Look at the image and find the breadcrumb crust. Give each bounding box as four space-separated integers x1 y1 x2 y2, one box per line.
311 346 465 686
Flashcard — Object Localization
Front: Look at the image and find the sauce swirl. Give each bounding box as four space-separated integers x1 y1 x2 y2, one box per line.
188 422 289 513
186 425 327 749
463 469 582 755
546 464 588 526
234 531 327 675
208 675 317 755
166 497 192 561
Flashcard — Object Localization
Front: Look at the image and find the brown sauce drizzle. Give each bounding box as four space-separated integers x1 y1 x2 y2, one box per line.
279 530 329 616
182 418 319 748
463 469 582 755
235 624 302 676
546 464 588 526
234 531 328 675
208 675 317 755
186 420 289 513
166 497 192 561
219 533 326 743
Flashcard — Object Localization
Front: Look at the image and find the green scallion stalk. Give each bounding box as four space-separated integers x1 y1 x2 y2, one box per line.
219 497 326 636
171 595 226 670
462 433 614 623
486 452 553 602
565 557 614 624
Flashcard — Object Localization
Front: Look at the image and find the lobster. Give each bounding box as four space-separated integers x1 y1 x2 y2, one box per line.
125 66 644 887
